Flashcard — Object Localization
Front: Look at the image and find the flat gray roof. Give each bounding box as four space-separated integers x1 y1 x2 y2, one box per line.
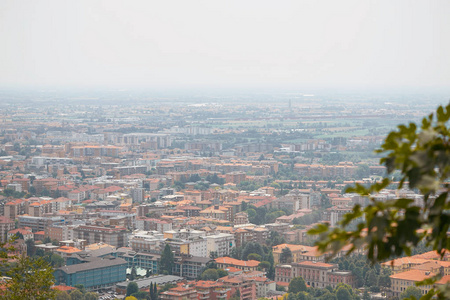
58 257 126 274
115 275 184 289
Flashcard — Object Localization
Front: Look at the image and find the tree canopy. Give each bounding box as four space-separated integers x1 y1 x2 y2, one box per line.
1 254 56 300
126 282 139 297
309 103 450 299
159 244 174 275
288 277 307 294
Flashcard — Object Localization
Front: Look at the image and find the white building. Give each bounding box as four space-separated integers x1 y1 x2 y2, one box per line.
206 233 235 257
188 237 207 257
128 230 165 253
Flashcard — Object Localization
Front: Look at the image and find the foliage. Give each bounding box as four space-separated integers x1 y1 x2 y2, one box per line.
237 180 263 192
125 297 138 300
85 292 99 300
35 251 64 268
130 266 138 280
247 253 262 261
310 103 450 262
217 268 228 278
266 231 286 247
74 284 86 294
201 268 219 281
308 103 450 299
149 282 158 300
288 277 307 293
1 255 56 300
25 238 36 257
280 247 292 263
400 286 422 299
258 261 271 269
126 282 139 297
69 289 84 300
242 242 264 260
331 254 391 289
159 244 174 274
131 291 149 300
335 285 352 300
292 211 322 226
55 291 71 300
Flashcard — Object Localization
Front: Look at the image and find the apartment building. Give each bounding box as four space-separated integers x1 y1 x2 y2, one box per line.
0 216 15 243
8 228 34 241
194 280 232 300
390 270 435 298
206 233 235 257
71 145 120 157
217 274 256 300
4 199 27 219
18 215 65 232
272 244 319 264
215 257 259 272
225 172 246 184
275 261 354 289
160 285 197 300
73 225 128 248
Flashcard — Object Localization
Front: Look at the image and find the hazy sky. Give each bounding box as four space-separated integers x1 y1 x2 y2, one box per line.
1 0 449 91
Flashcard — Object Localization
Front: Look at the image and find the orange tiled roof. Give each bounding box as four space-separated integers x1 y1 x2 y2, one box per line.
215 257 259 268
52 285 76 292
390 269 435 281
57 246 82 253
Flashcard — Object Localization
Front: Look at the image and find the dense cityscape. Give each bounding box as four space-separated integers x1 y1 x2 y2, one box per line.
2 0 449 299
0 90 447 300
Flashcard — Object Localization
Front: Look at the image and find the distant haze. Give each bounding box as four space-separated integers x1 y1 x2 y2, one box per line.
1 0 450 91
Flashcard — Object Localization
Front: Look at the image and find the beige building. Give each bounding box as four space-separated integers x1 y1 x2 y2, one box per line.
0 216 15 242
390 269 434 298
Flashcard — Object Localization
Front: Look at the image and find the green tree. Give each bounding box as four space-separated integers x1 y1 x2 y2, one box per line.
69 289 84 300
85 292 99 300
125 297 138 300
25 238 36 257
400 286 422 300
247 253 262 261
149 282 158 300
74 284 86 294
126 282 139 296
336 285 351 300
378 274 391 288
131 291 149 300
130 266 137 280
362 290 370 300
279 247 292 263
152 282 158 300
201 268 219 281
217 268 228 278
309 104 450 299
288 276 307 293
49 253 65 268
365 269 378 287
258 261 271 270
159 244 174 275
319 291 337 300
3 255 56 300
55 291 71 300
242 242 264 260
